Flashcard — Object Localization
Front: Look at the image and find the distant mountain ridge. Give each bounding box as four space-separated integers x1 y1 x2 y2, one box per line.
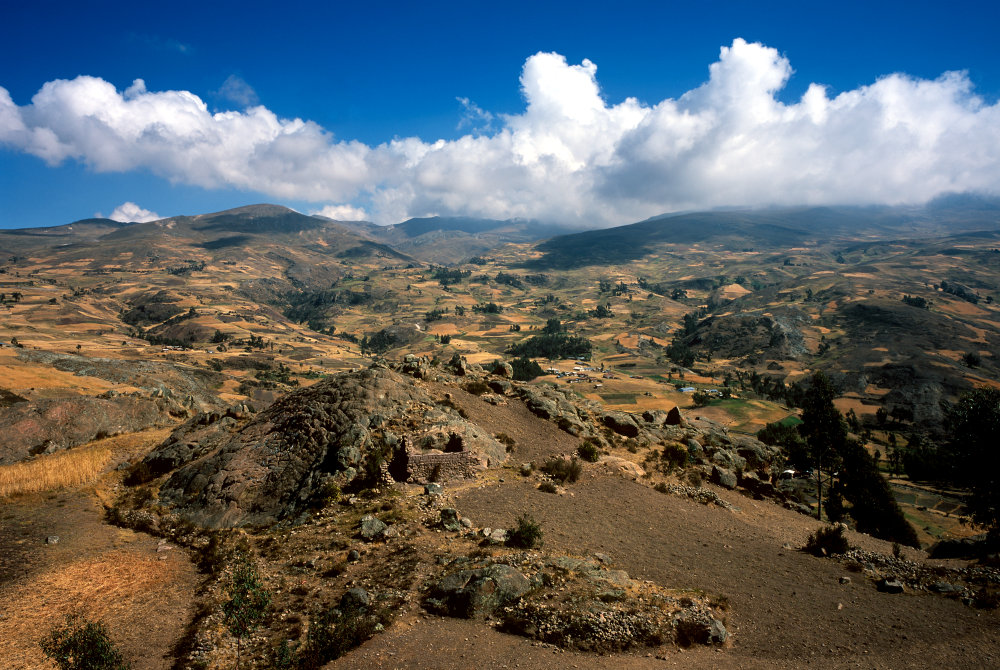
529 199 1000 269
327 214 574 265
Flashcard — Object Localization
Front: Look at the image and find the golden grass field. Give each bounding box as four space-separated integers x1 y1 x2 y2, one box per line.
0 445 112 498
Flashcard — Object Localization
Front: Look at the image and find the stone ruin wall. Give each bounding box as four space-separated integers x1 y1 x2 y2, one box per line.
406 450 482 483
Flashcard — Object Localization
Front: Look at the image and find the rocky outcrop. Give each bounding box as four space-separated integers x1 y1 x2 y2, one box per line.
425 564 532 619
428 555 729 653
0 395 175 465
151 366 508 528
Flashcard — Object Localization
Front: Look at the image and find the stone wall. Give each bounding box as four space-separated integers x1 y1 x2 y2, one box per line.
407 450 482 483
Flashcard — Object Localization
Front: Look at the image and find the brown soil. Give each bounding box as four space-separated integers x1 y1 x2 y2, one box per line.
0 454 199 669
326 404 999 670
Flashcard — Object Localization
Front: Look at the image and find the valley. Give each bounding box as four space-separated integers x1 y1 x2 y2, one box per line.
1 201 999 669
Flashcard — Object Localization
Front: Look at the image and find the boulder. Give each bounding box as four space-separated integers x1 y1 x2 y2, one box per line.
152 367 508 528
425 564 532 619
602 411 640 437
491 362 514 378
440 508 462 532
641 409 668 426
665 407 687 427
340 587 371 611
675 615 728 646
710 465 738 490
877 578 904 594
446 353 468 376
488 379 513 395
359 514 388 541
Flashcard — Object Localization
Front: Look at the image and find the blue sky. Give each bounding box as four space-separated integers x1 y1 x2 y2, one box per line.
2 0 999 228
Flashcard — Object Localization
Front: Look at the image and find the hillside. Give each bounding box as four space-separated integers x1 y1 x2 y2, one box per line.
0 202 998 668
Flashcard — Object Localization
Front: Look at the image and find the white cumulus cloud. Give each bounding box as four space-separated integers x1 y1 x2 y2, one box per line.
311 204 369 221
108 201 160 223
2 38 999 226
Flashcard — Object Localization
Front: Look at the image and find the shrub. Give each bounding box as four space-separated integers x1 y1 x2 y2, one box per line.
310 480 341 509
494 433 516 452
653 482 668 494
803 524 850 557
660 442 688 472
686 469 704 488
538 481 558 494
298 604 385 669
577 440 600 463
540 457 582 484
463 380 490 395
197 532 227 575
40 615 130 670
507 513 543 549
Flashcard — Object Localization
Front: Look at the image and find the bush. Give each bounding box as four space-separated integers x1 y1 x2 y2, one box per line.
577 441 600 463
310 480 341 509
538 481 558 494
540 456 582 483
123 461 154 486
298 604 385 669
803 524 850 557
660 442 688 472
507 513 543 549
40 615 130 670
463 380 490 395
494 433 516 452
686 469 704 488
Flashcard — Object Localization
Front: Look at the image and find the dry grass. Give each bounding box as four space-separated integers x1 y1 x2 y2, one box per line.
0 550 183 669
0 445 112 498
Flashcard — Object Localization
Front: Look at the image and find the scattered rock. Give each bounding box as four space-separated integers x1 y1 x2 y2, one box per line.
45 535 59 545
877 578 904 594
480 528 508 545
340 587 372 610
440 508 462 532
425 564 531 619
930 581 961 594
347 549 361 562
839 576 852 585
424 483 443 496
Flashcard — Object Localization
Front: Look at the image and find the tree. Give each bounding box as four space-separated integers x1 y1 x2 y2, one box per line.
40 615 130 670
691 390 712 407
223 550 271 670
510 355 544 381
943 387 1000 539
798 372 847 520
542 317 563 334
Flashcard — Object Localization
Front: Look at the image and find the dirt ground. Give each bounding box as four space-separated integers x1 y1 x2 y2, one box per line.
0 485 199 669
331 470 998 669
